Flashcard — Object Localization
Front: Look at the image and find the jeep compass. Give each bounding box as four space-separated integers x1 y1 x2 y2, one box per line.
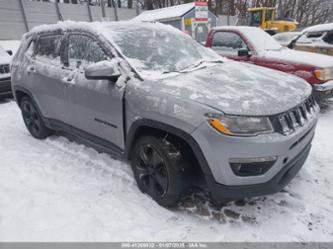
11 21 319 207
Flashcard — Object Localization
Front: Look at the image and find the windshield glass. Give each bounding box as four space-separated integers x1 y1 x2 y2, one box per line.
242 28 282 52
102 23 221 76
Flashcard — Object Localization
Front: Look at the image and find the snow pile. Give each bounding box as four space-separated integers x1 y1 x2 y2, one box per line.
131 3 194 22
302 23 333 33
0 100 333 241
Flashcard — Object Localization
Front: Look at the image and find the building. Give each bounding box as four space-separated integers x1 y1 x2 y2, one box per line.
132 2 218 43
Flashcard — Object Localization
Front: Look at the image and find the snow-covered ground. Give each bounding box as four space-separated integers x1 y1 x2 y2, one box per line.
0 99 332 242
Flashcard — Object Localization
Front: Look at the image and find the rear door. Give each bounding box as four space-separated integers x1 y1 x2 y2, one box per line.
27 34 73 123
63 33 126 150
210 31 251 62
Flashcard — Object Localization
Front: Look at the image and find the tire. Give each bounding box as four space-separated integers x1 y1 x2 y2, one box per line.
20 97 53 139
131 135 186 207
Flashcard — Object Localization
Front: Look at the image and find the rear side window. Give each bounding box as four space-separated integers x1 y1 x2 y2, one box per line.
35 35 62 65
212 32 247 51
323 32 333 45
67 34 107 69
306 32 324 39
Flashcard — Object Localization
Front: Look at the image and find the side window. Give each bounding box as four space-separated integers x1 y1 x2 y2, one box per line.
212 32 247 52
67 34 107 69
297 32 325 44
323 32 333 45
265 9 273 22
35 35 62 65
306 32 324 39
250 11 262 26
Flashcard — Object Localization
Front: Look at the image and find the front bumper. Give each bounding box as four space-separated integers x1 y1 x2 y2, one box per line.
191 108 318 200
313 80 333 99
0 77 12 98
208 142 311 200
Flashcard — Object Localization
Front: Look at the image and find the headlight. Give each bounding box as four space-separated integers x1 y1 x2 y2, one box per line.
206 113 274 136
314 68 333 81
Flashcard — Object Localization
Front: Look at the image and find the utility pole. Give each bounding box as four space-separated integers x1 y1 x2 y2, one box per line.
136 0 140 15
100 0 106 18
111 0 119 21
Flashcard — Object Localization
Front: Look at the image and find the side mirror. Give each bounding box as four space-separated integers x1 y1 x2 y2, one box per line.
85 60 121 83
6 50 13 56
238 49 251 57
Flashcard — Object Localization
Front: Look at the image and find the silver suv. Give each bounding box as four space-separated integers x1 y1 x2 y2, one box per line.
11 21 319 207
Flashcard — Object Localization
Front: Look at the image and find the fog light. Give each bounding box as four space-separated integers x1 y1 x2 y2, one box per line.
229 156 277 177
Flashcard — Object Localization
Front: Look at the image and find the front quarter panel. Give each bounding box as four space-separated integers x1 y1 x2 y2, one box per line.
125 78 214 137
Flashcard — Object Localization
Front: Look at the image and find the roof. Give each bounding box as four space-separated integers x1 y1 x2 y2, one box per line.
302 23 333 33
211 26 259 31
25 20 176 37
131 3 194 22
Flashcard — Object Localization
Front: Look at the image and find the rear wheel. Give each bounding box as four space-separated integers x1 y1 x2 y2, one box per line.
131 135 186 207
20 97 53 139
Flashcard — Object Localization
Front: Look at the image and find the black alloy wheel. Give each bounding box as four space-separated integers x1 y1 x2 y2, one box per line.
20 97 52 139
135 144 169 198
131 136 186 207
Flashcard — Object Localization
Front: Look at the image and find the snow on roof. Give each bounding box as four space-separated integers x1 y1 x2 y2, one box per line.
131 3 194 22
212 26 259 31
302 23 333 33
25 20 182 38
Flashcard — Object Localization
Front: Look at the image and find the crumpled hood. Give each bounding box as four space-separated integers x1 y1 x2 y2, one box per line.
152 61 312 116
263 49 333 68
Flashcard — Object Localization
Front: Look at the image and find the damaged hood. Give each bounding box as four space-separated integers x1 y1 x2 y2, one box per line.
150 61 312 116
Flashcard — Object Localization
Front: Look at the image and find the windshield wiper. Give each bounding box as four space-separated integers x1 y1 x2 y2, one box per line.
162 59 223 74
180 59 224 71
162 70 183 74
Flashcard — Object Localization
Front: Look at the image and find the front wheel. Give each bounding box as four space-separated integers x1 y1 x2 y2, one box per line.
20 97 53 139
131 136 186 207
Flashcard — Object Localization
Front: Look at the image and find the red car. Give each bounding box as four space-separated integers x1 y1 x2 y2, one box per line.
206 26 333 100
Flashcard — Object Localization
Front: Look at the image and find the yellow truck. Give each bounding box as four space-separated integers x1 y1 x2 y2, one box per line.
248 7 298 34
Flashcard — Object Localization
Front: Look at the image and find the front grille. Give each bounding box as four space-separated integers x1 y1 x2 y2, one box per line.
275 96 318 135
0 64 10 74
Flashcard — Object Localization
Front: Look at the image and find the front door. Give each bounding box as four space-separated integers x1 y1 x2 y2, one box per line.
63 33 126 150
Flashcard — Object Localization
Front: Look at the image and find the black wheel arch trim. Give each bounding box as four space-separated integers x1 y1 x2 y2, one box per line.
125 118 216 183
13 86 44 116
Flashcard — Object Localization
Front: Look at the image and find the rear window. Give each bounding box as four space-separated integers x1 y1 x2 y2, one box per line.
35 35 62 65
